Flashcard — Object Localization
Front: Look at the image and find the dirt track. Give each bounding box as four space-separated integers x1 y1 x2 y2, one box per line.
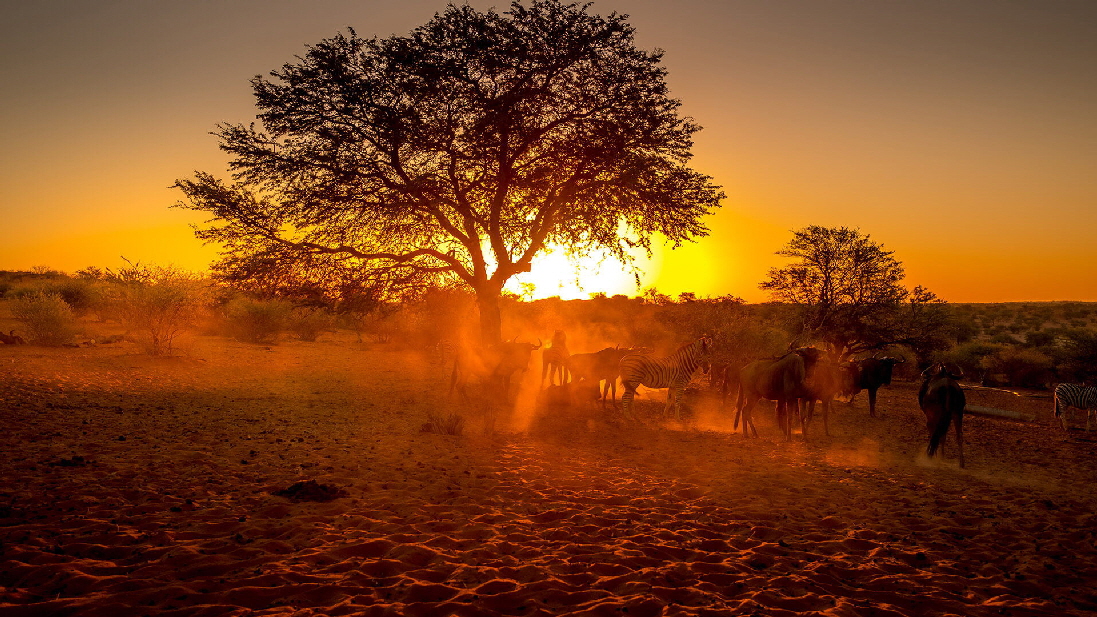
2 337 1096 616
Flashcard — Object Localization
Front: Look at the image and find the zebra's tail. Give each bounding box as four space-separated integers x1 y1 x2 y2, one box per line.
1054 387 1068 430
927 391 952 458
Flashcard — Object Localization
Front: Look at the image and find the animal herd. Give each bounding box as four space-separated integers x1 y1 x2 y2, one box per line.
444 329 1094 468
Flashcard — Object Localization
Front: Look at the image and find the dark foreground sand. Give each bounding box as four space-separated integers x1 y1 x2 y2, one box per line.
1 336 1096 616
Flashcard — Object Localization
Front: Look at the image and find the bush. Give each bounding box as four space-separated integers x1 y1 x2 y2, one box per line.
422 410 464 435
981 347 1054 388
225 298 293 344
10 292 77 346
289 307 335 342
939 342 1004 380
989 332 1020 345
1053 329 1097 384
107 265 210 355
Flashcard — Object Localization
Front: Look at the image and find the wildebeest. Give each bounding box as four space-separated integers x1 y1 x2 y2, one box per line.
846 356 905 417
918 363 966 468
619 338 711 421
735 347 825 439
1053 383 1097 432
540 330 569 388
537 381 601 410
449 337 542 401
0 330 27 345
799 359 857 437
566 346 637 408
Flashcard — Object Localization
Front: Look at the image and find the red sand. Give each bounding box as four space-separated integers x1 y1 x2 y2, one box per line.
1 337 1096 616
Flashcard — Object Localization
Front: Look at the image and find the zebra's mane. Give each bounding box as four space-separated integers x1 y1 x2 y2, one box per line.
671 339 704 357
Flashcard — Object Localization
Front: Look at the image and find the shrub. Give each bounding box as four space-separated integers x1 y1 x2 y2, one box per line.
989 332 1020 345
10 291 77 346
225 297 293 344
981 347 1054 389
1053 329 1097 384
422 410 464 435
289 307 335 342
107 265 210 355
939 342 1004 380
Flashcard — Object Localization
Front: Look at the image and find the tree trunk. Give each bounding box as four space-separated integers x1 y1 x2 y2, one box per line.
476 287 503 346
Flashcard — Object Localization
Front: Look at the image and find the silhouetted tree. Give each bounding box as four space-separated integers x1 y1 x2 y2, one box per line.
760 226 950 360
175 0 722 344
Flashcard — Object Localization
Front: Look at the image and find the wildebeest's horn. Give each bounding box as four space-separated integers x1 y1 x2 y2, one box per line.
920 364 939 378
951 365 964 378
895 357 906 363
531 338 542 350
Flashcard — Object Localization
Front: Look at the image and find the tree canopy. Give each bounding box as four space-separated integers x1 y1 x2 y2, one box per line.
760 225 950 360
175 0 723 343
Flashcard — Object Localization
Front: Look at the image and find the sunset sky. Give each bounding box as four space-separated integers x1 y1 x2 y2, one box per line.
2 1 1095 302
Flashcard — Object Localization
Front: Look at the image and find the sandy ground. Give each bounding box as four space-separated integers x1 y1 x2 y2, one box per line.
1 335 1096 616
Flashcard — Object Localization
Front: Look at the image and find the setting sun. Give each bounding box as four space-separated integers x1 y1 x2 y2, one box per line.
507 246 657 300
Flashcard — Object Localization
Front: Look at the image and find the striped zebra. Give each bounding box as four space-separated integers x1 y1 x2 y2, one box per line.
619 337 711 421
1054 383 1097 432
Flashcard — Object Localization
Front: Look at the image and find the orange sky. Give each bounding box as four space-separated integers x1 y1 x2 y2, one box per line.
2 1 1095 302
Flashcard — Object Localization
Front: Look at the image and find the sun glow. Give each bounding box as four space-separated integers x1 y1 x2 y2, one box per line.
505 246 654 300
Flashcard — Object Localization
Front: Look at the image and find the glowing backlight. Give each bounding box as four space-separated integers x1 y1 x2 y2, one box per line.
505 246 655 300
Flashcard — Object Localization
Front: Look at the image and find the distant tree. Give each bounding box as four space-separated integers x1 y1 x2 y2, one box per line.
760 225 950 360
175 0 722 344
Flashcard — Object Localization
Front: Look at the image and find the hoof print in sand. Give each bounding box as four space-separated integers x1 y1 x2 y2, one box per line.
273 479 348 502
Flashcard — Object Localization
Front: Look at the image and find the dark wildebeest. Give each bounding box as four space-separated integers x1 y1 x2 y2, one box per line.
540 330 569 389
918 363 966 468
709 362 739 407
537 380 602 410
450 337 542 401
845 356 906 417
799 360 858 437
735 347 825 439
0 330 27 345
566 346 632 408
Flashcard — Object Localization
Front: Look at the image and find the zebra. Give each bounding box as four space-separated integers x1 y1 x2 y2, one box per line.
619 337 711 421
1054 383 1097 432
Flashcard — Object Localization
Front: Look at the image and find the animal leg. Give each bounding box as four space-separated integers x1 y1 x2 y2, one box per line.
822 399 831 437
955 412 965 468
775 400 789 441
868 388 878 417
672 386 684 421
733 385 744 430
738 398 755 437
620 383 639 421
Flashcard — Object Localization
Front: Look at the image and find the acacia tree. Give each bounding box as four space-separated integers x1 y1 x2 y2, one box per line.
760 225 950 360
175 0 722 344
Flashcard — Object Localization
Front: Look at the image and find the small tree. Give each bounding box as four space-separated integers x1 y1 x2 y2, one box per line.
175 0 722 345
761 226 950 360
107 263 210 355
